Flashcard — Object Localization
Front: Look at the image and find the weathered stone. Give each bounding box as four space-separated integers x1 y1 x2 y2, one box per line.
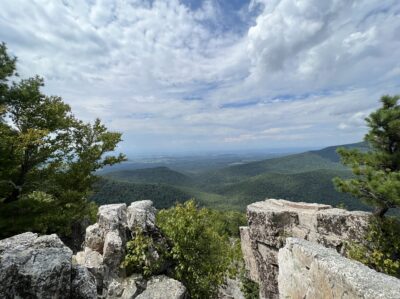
278 238 400 299
71 264 97 299
241 199 370 298
107 278 125 298
98 203 128 232
0 232 73 299
127 200 157 232
85 223 104 253
75 247 105 294
135 275 187 299
120 274 146 299
103 231 124 271
239 227 259 282
218 277 245 299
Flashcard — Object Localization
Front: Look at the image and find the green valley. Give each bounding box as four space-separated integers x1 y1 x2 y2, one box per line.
92 142 371 212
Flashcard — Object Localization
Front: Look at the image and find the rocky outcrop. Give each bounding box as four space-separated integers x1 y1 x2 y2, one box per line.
0 232 95 299
0 200 187 299
218 277 245 299
135 275 187 299
278 238 400 299
75 200 186 298
240 199 371 298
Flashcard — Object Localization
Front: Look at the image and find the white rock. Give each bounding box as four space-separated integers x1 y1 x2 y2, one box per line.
98 203 128 232
103 231 124 275
85 223 104 253
127 200 156 232
278 238 400 299
135 275 187 299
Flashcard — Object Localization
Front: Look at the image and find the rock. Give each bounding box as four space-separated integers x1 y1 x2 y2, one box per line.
127 200 156 232
120 274 146 299
107 279 125 298
85 223 104 253
135 275 187 299
278 238 400 299
218 278 245 299
75 247 105 294
71 265 97 299
98 203 128 233
239 227 259 283
0 232 73 299
103 231 124 272
75 247 104 269
241 199 370 298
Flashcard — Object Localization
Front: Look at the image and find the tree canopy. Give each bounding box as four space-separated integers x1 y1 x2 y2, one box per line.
334 95 400 217
0 42 125 238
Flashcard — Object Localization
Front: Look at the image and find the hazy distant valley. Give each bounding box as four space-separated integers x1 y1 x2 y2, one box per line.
92 142 371 212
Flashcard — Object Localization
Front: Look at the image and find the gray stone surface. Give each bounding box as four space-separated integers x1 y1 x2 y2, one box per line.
103 230 124 271
278 238 400 299
85 223 104 253
218 277 245 299
98 203 128 233
241 199 370 298
0 232 73 299
239 226 259 283
127 200 157 232
135 275 187 299
71 264 97 299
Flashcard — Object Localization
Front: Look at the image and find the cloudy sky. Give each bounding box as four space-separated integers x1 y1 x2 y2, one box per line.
1 0 399 155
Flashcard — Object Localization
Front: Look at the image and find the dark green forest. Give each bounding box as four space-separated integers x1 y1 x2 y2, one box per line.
92 142 371 212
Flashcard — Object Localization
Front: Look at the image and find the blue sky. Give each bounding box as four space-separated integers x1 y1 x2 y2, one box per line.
1 0 400 155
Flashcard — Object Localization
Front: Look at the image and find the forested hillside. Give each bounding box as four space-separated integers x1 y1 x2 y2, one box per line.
92 142 371 211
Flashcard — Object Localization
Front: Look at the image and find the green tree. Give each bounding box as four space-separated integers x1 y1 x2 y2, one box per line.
334 95 400 217
0 43 126 238
156 200 232 299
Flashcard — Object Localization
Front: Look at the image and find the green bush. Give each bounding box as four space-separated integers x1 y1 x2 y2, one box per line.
156 200 234 299
121 228 166 277
347 217 400 277
240 273 259 299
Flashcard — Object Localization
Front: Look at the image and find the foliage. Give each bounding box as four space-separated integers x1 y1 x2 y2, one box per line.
91 178 192 209
156 200 237 299
347 217 400 277
0 42 125 238
334 95 400 217
121 228 166 277
240 274 260 299
105 166 192 185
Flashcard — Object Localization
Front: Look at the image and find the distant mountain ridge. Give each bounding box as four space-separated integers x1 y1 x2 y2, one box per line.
104 166 192 186
93 142 370 212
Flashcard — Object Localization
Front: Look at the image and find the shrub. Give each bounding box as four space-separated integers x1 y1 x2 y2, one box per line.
347 216 400 278
156 200 233 299
121 228 166 277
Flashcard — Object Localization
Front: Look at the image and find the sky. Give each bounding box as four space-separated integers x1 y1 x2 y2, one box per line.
1 0 400 156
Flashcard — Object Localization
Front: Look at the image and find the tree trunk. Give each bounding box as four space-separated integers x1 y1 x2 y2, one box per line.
373 206 388 218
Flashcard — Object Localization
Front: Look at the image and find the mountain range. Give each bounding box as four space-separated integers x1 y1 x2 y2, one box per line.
92 142 370 211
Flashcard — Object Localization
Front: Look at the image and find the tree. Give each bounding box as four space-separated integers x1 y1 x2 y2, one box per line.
156 200 233 299
334 95 400 217
0 43 126 237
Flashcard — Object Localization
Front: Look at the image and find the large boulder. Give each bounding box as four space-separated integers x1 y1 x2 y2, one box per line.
135 275 187 299
0 232 73 299
85 223 105 253
71 265 97 299
127 200 157 232
278 238 400 299
98 203 128 234
241 199 370 298
103 230 125 276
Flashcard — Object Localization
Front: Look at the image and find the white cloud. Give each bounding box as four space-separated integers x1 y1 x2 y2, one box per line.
0 0 399 154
